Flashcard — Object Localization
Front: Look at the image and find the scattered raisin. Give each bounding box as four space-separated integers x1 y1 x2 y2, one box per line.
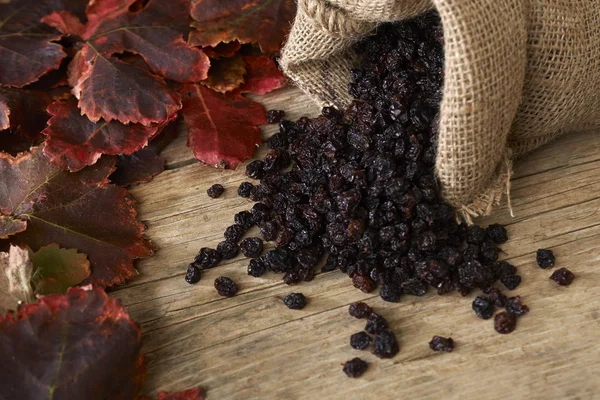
350 332 372 350
348 302 373 319
505 296 529 316
536 249 555 269
247 257 268 277
429 336 454 352
245 160 266 180
472 296 495 320
486 224 508 244
267 109 285 124
184 264 201 284
343 358 368 378
206 184 224 199
238 182 254 198
501 274 522 290
224 224 246 243
487 287 508 307
239 237 264 258
549 267 575 286
365 313 389 335
217 241 239 259
234 211 255 229
283 292 307 309
494 312 517 334
214 276 238 297
194 248 221 269
372 331 399 359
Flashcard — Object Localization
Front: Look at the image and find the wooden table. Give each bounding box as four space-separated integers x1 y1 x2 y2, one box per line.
113 87 600 399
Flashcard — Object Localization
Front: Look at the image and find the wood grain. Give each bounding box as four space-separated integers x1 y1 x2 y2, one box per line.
113 87 600 399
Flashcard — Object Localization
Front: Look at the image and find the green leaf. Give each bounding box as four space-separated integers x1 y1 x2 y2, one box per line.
30 244 91 295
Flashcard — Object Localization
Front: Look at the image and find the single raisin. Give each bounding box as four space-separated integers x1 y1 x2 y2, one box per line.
472 296 495 320
379 283 402 302
348 302 373 319
365 313 389 334
536 249 555 269
343 358 368 378
494 312 517 334
239 237 264 258
505 296 529 316
486 224 508 244
549 267 575 286
194 248 221 269
184 264 201 284
487 287 508 307
206 184 224 198
429 336 454 352
350 332 372 350
501 274 522 290
372 331 399 359
247 257 268 277
238 182 254 198
224 224 246 242
217 241 239 259
267 109 285 124
234 210 255 229
283 292 307 309
214 276 238 297
245 160 266 179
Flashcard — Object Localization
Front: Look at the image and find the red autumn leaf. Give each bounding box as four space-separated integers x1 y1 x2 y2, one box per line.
42 98 162 172
0 147 154 287
0 0 67 87
110 118 179 187
189 0 296 55
181 83 266 168
202 40 242 58
238 55 287 95
65 0 210 126
0 217 27 239
202 53 247 94
41 10 87 37
0 87 53 154
0 285 146 399
69 45 183 126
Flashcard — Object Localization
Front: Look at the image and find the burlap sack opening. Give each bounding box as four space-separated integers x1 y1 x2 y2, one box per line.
281 0 600 222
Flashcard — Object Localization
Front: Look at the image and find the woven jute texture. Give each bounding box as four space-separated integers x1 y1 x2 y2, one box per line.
280 0 600 221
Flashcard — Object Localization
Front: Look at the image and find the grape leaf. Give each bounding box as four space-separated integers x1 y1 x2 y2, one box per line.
0 216 27 238
0 285 146 399
0 245 34 312
41 10 86 37
0 147 154 287
202 53 247 94
202 40 241 58
30 243 90 295
181 83 266 168
238 55 286 95
66 0 209 125
42 98 161 172
110 118 179 187
0 87 53 154
0 0 66 87
69 45 183 126
189 0 296 55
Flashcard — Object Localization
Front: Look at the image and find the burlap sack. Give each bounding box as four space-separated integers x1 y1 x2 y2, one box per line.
281 0 600 221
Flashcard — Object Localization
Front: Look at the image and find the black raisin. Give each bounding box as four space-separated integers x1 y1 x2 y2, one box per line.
505 296 529 316
214 276 238 297
343 358 368 378
206 184 224 198
247 257 268 277
365 313 389 334
536 249 555 269
501 274 522 290
472 296 495 320
372 331 399 359
216 241 239 259
486 224 508 244
194 248 221 269
224 224 246 242
429 336 454 352
238 182 254 198
549 267 575 286
184 264 201 284
283 292 306 309
239 237 264 258
267 109 285 124
348 302 373 319
494 312 517 334
350 332 372 350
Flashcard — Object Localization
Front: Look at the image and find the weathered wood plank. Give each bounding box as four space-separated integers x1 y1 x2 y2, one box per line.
114 87 600 399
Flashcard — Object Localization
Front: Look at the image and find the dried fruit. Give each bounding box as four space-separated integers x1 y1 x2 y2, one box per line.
472 296 495 320
238 182 254 198
247 257 268 277
217 241 239 260
267 110 286 124
365 313 389 335
283 292 307 310
342 357 368 378
207 184 225 198
372 331 399 359
549 267 575 286
194 248 222 269
185 264 201 284
429 336 454 352
214 276 238 297
486 224 508 244
348 302 373 319
350 331 372 350
505 296 529 316
494 312 517 334
239 237 264 258
536 249 555 269
501 274 522 291
224 224 246 243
